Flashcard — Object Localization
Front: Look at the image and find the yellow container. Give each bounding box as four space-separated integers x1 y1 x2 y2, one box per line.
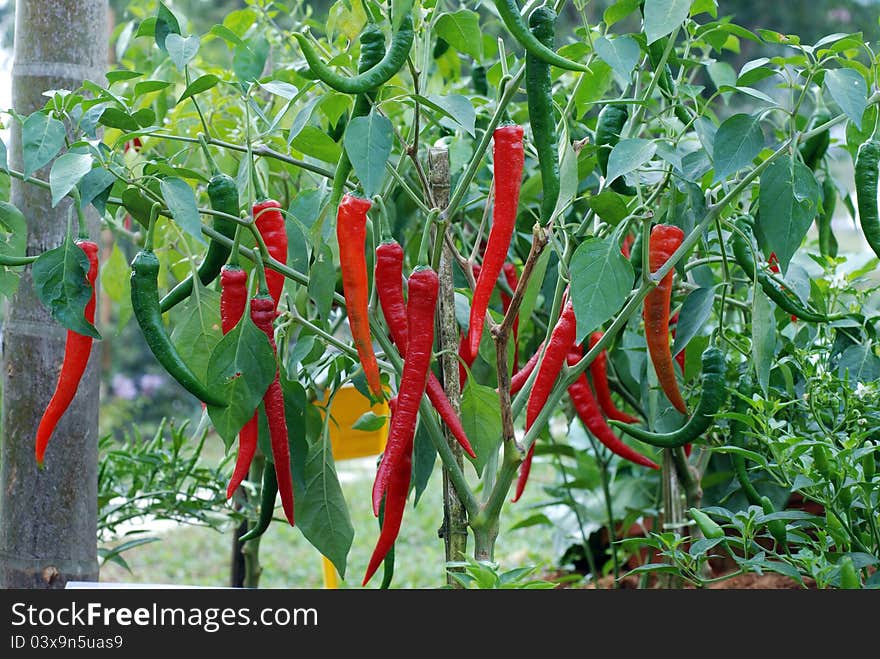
316 384 389 461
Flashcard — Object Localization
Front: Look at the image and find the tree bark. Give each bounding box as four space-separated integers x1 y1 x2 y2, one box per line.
0 0 108 589
429 147 469 586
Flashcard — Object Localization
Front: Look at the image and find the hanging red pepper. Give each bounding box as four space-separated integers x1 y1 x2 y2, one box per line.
374 240 476 460
364 266 439 585
250 292 294 526
467 124 524 358
644 224 687 414
567 349 659 470
587 331 639 424
514 298 577 502
220 264 260 500
337 194 383 398
35 239 99 466
621 232 634 259
253 198 288 311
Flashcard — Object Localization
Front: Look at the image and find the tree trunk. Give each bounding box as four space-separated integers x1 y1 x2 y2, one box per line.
0 0 108 589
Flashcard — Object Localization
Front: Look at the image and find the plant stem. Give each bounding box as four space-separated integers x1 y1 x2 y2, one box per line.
429 146 469 586
242 454 265 588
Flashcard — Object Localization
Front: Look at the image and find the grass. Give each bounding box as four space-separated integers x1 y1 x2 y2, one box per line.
99 449 562 589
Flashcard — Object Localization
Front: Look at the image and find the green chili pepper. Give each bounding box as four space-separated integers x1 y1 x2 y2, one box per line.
526 6 561 224
838 556 860 589
854 139 880 261
689 507 724 540
293 15 414 95
492 0 589 72
818 176 838 259
471 63 488 96
760 496 788 550
645 38 691 125
731 217 839 323
799 110 832 171
327 23 388 214
159 146 239 313
729 372 763 506
610 346 727 448
130 209 228 407
862 442 876 481
595 105 637 196
239 460 278 543
812 444 833 481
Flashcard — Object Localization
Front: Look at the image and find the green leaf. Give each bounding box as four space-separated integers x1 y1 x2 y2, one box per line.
461 381 502 477
166 33 200 71
206 310 275 447
178 74 219 103
644 0 694 44
344 111 393 198
756 155 819 273
352 411 387 432
412 421 437 505
606 138 656 185
286 379 354 578
155 2 181 53
49 153 93 207
713 113 764 181
22 112 66 177
594 35 640 84
573 61 614 119
570 237 634 343
259 80 299 99
416 94 476 138
290 125 341 164
824 68 867 129
32 235 100 339
604 0 640 27
308 244 336 320
671 287 714 357
434 10 482 61
79 168 118 213
588 189 630 224
837 344 880 384
171 278 223 384
160 177 205 244
0 201 27 298
0 138 7 171
98 107 140 132
100 242 132 331
553 136 578 221
233 36 269 83
209 24 244 47
106 70 144 84
287 96 322 145
518 248 550 325
752 286 775 395
133 80 172 97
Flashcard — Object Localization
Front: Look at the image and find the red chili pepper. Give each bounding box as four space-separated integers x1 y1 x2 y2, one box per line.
644 224 687 414
510 343 543 395
375 241 476 460
250 293 294 526
364 266 439 585
35 239 99 466
514 298 577 502
587 331 639 424
467 124 524 358
621 232 634 259
220 265 259 500
253 199 288 310
337 194 383 399
567 349 659 470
